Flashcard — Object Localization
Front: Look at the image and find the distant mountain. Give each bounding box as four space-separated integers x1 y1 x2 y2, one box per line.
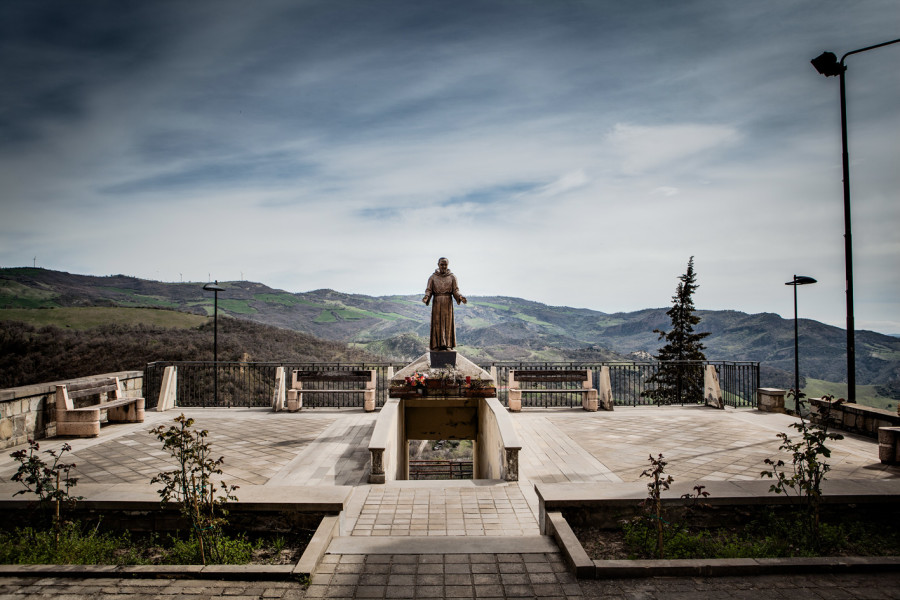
3 267 899 393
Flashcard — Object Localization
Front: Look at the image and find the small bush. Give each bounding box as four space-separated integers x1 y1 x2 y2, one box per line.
0 521 141 565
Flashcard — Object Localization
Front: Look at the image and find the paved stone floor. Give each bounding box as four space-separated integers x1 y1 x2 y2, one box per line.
2 572 899 598
350 484 539 537
2 405 899 598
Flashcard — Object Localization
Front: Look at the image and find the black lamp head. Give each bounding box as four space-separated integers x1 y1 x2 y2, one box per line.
785 275 817 286
811 52 844 77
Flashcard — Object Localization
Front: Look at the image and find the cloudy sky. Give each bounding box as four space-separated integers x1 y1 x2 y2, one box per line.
1 1 898 333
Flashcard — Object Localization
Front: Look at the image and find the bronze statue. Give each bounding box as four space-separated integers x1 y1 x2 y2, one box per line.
423 257 467 351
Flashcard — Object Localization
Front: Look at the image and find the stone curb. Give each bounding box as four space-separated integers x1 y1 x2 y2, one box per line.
0 563 297 581
294 514 340 577
592 556 900 578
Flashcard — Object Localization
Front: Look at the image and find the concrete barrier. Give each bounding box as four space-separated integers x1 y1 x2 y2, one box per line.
369 399 403 483
477 397 521 481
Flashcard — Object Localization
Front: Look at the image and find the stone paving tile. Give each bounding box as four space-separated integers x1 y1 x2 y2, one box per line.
579 573 900 599
0 409 338 487
301 553 588 599
351 483 539 536
536 407 900 483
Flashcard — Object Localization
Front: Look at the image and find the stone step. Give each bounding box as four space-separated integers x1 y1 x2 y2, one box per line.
327 535 558 555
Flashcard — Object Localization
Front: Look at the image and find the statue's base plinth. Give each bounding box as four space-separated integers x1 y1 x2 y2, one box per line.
430 351 456 368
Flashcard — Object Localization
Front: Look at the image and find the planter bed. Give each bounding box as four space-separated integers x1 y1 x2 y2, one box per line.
537 479 900 578
0 483 348 579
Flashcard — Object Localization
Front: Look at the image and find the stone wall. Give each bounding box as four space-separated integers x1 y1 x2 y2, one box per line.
0 371 143 450
809 397 900 439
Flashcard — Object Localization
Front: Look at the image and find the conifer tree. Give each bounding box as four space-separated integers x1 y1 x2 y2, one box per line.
643 257 710 404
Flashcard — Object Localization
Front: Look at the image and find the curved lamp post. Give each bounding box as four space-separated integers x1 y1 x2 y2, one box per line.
811 38 900 403
203 281 225 407
785 275 817 412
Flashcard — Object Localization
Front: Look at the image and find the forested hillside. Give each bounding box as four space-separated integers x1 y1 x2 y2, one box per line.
0 317 378 388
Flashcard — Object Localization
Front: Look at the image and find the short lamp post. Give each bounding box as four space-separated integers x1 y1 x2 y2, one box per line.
811 37 900 404
203 281 225 407
785 275 817 412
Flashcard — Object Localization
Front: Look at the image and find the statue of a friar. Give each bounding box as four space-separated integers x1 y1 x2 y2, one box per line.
422 257 467 351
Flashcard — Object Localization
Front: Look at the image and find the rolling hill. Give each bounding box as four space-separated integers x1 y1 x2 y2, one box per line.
2 267 899 405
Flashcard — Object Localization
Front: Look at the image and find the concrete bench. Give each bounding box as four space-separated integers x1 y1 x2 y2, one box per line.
288 370 377 412
508 369 599 412
55 377 145 437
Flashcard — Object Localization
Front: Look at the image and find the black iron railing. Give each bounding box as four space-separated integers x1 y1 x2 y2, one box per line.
143 360 759 410
485 361 759 408
143 361 404 410
408 459 474 480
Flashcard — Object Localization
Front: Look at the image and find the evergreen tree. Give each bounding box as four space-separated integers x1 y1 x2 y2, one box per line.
643 257 710 404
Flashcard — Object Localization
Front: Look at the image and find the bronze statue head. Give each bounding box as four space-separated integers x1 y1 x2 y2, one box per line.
437 257 449 274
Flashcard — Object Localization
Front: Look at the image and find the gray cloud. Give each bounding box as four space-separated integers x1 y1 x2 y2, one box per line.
1 0 898 333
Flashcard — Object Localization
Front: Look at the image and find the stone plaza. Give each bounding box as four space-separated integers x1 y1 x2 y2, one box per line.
1 401 898 598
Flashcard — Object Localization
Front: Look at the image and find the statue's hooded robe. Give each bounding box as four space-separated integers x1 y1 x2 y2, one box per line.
424 268 463 351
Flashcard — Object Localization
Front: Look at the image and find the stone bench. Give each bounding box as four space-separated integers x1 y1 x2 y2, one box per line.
288 370 377 412
55 377 145 437
508 369 599 412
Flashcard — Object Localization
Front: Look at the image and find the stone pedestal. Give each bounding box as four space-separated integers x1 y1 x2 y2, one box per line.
757 388 787 413
582 389 599 412
286 389 302 412
597 366 614 411
878 427 900 464
704 365 724 409
430 351 457 368
508 390 522 412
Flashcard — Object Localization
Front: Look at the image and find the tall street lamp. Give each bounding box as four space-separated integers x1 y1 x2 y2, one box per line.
203 281 225 407
785 275 817 413
811 37 900 403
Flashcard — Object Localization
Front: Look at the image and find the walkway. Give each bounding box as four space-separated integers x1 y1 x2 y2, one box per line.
1 405 898 599
3 572 899 599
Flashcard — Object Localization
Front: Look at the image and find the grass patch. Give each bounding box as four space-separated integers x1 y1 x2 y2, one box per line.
0 521 310 565
575 510 900 560
253 293 303 306
331 308 402 321
116 295 180 308
0 307 208 330
216 299 257 314
469 301 510 311
0 280 59 308
511 312 556 328
314 310 337 323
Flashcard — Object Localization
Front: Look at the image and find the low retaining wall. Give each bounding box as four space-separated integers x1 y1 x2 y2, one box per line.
0 482 349 533
476 397 521 481
0 371 143 450
536 479 900 532
537 479 900 578
368 398 403 483
809 397 900 439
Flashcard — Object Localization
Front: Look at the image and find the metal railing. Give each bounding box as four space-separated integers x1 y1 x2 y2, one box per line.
143 361 404 410
485 361 759 408
408 459 474 480
144 360 759 410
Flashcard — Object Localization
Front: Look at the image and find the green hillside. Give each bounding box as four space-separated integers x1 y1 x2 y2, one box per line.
0 307 207 330
2 267 899 410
